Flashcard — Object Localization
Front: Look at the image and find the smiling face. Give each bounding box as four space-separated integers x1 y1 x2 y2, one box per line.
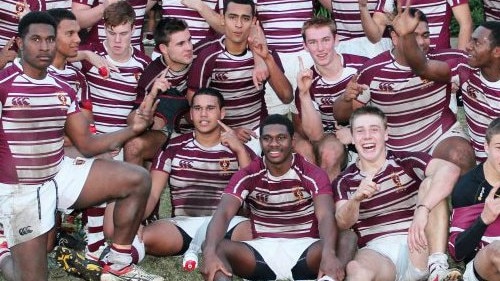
56 19 81 59
351 113 388 164
260 124 294 166
304 25 336 67
17 23 56 78
466 26 495 68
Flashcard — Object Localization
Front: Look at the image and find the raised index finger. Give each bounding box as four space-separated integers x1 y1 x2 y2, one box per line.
217 120 233 132
298 56 305 71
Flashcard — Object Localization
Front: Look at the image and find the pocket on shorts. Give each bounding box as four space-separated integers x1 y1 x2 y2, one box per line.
0 188 15 220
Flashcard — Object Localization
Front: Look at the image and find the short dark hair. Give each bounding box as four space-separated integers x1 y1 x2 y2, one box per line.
302 17 337 41
223 0 256 16
486 117 500 144
350 106 388 131
103 1 135 28
47 8 77 26
18 11 57 39
260 114 294 136
192 87 225 108
480 21 500 48
154 17 189 46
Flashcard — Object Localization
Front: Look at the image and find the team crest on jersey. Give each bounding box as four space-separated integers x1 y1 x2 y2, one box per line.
134 72 141 82
15 1 30 19
391 172 405 192
219 158 230 171
57 92 68 106
292 186 305 201
466 85 478 100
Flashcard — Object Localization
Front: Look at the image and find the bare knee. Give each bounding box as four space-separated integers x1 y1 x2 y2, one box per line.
122 165 151 197
433 138 475 175
124 137 147 159
346 260 375 280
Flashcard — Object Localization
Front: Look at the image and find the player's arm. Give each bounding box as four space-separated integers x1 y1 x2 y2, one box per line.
393 8 453 83
144 170 169 218
296 58 324 141
201 194 241 280
452 3 473 50
315 194 344 280
146 0 158 12
249 27 293 104
332 74 367 123
181 0 224 34
72 1 107 29
335 176 379 229
66 89 158 157
419 158 460 212
361 9 389 43
218 120 253 168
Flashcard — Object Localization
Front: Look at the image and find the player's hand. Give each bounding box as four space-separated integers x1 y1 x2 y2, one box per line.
131 78 160 133
353 174 380 201
297 56 313 96
85 51 119 79
358 0 368 8
234 127 257 143
0 37 17 69
219 120 245 152
391 0 420 37
248 21 269 60
481 184 500 225
200 253 232 281
334 122 352 145
252 57 269 90
150 67 172 95
408 204 429 253
318 253 345 281
343 74 367 102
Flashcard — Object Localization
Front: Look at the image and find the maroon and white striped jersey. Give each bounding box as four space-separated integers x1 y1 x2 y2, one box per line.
187 36 275 130
48 63 88 102
225 153 332 239
254 0 314 53
295 53 367 132
333 150 431 247
0 59 79 185
402 0 469 49
152 133 256 217
483 0 500 21
80 43 151 133
0 0 72 50
71 0 147 50
331 0 394 41
356 49 465 153
161 0 220 44
449 58 500 162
